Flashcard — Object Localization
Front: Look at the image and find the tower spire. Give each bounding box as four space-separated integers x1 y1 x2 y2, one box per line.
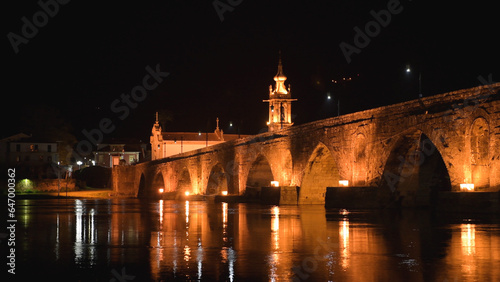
276 50 284 77
273 51 288 95
264 52 297 132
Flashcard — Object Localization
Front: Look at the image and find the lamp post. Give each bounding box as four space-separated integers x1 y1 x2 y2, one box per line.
406 65 422 98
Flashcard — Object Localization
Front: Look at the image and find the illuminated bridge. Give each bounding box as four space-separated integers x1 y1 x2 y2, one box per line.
112 83 500 208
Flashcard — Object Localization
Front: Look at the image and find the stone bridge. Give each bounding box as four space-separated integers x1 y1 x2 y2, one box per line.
112 83 500 207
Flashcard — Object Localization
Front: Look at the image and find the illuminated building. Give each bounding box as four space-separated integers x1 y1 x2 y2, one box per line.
151 115 247 160
264 53 297 132
93 141 145 167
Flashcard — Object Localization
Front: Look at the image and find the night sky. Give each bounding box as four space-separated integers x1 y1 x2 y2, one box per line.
4 0 498 143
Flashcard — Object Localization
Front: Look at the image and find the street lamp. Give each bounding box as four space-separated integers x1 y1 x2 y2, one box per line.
76 161 82 169
406 65 422 98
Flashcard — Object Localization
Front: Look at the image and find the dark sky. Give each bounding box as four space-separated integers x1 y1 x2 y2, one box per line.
4 0 499 142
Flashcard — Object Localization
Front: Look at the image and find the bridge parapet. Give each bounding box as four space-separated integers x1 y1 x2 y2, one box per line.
112 83 500 205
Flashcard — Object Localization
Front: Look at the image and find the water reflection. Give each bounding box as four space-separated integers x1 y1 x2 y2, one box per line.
15 199 500 281
339 217 349 270
74 199 98 266
461 223 476 256
440 221 500 281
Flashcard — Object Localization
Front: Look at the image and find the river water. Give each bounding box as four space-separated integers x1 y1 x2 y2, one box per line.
10 198 500 281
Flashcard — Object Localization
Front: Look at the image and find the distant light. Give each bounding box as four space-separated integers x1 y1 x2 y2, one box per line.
406 68 411 73
339 180 349 187
327 94 331 100
92 160 95 166
185 191 190 196
198 132 201 136
229 122 233 127
159 188 164 193
270 181 279 187
460 183 474 191
221 191 228 196
76 161 82 165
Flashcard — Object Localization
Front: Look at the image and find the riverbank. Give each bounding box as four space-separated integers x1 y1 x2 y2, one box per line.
15 188 113 199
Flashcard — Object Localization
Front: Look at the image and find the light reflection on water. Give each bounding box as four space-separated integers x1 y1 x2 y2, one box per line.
15 198 500 281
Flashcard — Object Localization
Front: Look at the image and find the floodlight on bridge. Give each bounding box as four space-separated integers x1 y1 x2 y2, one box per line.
270 181 279 187
460 183 474 191
185 191 190 196
158 188 164 193
221 191 228 196
339 180 349 187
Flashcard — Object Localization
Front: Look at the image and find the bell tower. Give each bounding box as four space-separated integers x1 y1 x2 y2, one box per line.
150 112 164 160
264 53 297 131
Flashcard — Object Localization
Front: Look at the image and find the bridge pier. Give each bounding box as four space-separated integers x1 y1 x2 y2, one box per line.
261 186 299 205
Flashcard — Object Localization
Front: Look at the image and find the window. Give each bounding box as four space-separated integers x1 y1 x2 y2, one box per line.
16 144 20 152
47 145 52 152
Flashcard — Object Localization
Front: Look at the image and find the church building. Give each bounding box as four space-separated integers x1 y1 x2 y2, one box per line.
150 115 244 160
150 54 296 160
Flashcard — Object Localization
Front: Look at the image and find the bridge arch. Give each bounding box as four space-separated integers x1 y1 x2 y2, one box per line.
299 142 340 204
246 154 274 190
380 130 451 207
137 173 147 198
353 133 368 186
469 117 490 189
176 168 193 194
152 171 165 192
206 163 229 195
